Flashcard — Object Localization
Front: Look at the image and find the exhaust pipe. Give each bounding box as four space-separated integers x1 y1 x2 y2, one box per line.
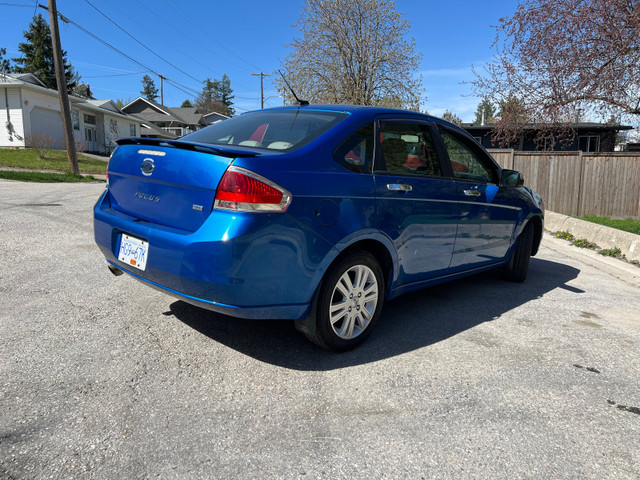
108 264 124 276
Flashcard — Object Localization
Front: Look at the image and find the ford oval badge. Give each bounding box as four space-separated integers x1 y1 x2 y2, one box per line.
141 158 155 176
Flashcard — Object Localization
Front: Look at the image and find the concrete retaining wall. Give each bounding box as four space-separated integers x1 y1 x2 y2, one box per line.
544 211 640 263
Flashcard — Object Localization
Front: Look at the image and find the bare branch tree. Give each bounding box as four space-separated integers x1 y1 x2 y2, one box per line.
472 0 640 144
279 0 424 109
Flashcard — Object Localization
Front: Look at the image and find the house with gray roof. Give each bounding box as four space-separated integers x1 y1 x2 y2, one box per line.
121 97 212 138
1 72 142 154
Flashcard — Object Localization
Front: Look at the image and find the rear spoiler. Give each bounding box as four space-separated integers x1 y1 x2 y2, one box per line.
116 137 259 158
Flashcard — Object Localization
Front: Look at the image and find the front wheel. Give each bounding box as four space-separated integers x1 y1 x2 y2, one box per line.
308 251 385 351
504 222 534 282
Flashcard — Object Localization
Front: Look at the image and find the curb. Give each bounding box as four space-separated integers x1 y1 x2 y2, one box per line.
544 211 640 263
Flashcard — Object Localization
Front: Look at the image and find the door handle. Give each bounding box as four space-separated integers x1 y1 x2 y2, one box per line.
387 183 413 192
463 189 481 197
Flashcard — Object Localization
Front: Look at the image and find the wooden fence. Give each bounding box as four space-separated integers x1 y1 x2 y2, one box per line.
489 150 640 219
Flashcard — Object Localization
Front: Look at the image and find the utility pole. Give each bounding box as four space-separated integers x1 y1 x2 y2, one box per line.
159 74 165 105
252 73 272 109
47 0 79 176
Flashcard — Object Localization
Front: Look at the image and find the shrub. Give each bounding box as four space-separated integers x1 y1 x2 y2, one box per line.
599 247 623 258
25 132 55 159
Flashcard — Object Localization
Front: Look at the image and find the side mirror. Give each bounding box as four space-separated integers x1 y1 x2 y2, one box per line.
501 169 524 187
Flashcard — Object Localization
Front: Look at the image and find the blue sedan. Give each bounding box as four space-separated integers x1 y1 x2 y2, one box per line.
94 105 544 351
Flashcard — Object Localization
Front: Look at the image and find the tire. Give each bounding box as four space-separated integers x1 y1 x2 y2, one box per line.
307 251 385 352
504 222 534 283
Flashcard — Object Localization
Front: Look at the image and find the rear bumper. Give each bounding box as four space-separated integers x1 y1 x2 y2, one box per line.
106 260 310 319
94 191 334 320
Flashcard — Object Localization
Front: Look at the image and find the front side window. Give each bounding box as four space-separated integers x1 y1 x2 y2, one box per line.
181 110 349 152
333 123 374 173
377 122 442 177
438 127 497 183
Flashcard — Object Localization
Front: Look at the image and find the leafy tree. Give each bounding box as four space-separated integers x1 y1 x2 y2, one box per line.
140 74 159 102
473 99 497 124
473 0 640 142
195 74 235 116
0 47 11 73
280 0 423 108
442 110 463 126
12 14 77 93
180 99 193 108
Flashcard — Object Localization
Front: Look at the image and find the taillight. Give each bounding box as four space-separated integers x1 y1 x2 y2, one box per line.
106 150 114 186
214 166 292 212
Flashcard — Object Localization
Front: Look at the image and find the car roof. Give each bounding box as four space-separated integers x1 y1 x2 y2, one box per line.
258 104 460 130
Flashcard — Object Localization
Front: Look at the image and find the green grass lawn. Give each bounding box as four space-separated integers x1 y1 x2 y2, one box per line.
0 170 101 183
579 216 640 235
0 148 107 174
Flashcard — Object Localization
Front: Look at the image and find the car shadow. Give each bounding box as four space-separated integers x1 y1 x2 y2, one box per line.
169 257 581 370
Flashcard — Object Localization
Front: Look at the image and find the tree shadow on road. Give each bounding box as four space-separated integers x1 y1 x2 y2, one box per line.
169 257 581 370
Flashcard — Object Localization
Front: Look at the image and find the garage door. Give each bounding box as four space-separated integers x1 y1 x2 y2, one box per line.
29 107 65 149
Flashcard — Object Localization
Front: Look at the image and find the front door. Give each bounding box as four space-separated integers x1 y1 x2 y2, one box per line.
84 126 97 152
436 125 520 271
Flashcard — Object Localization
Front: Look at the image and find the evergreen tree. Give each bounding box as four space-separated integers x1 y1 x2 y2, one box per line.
180 99 194 108
0 48 11 73
12 14 77 93
195 74 234 116
216 74 235 116
140 74 159 102
473 99 497 124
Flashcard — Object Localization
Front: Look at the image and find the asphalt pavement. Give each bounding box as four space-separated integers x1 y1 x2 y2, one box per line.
1 179 639 479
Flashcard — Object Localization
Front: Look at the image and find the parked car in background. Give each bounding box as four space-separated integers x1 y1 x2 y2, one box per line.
94 105 544 351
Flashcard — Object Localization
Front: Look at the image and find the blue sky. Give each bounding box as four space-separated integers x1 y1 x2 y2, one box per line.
0 0 520 121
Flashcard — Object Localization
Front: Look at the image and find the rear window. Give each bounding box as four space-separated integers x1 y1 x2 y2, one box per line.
181 109 349 152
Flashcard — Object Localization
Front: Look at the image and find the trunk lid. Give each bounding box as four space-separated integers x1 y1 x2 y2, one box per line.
107 139 254 232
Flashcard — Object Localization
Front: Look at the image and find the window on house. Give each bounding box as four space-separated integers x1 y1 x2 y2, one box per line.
130 124 136 136
83 114 96 125
579 135 600 152
72 110 79 130
109 119 118 136
538 136 555 151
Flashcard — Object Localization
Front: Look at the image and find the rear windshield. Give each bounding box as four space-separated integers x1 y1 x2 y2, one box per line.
181 109 349 152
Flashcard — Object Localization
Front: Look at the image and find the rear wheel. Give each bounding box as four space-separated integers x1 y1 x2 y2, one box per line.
307 251 385 351
504 222 534 282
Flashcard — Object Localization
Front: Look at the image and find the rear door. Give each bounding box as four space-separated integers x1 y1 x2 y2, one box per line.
373 118 458 286
435 125 520 271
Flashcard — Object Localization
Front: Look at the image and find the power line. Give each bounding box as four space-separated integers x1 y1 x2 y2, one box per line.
82 0 202 85
83 72 145 79
40 5 203 99
102 0 229 85
164 2 266 73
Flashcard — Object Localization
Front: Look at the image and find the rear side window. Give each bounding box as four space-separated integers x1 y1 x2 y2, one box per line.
377 122 442 177
333 123 374 173
181 110 348 152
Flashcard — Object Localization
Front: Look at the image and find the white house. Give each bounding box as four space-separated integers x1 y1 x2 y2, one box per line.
1 72 142 155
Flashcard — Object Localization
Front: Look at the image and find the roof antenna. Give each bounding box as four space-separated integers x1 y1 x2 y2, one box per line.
278 70 309 106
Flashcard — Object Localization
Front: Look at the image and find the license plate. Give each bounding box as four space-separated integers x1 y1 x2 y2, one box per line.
118 234 148 271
